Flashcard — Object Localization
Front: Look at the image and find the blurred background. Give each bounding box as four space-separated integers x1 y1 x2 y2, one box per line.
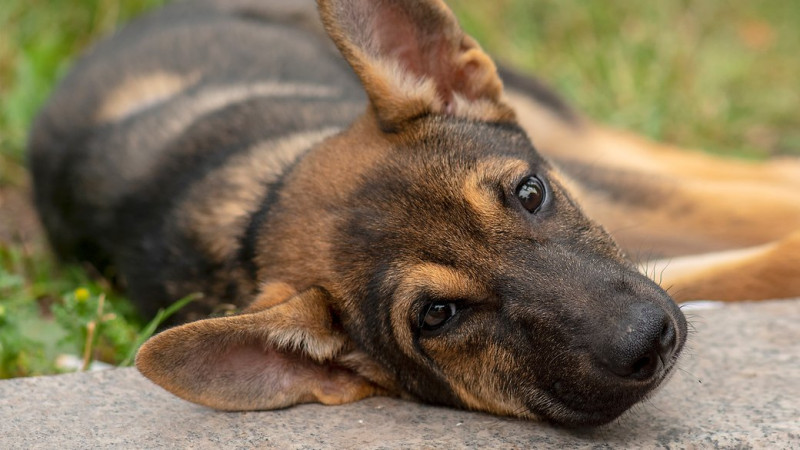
1 0 798 378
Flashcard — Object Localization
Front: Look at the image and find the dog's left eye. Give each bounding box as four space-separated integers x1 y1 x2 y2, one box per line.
516 176 545 213
420 302 457 331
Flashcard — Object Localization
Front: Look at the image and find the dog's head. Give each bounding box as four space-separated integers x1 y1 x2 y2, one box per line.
136 0 686 426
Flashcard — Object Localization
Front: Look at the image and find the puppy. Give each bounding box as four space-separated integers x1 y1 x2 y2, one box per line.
30 0 798 426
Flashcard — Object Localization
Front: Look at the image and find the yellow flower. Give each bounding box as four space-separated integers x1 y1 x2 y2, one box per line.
74 288 90 302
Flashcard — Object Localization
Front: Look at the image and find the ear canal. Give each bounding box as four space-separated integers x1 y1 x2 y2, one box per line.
135 287 382 410
317 0 515 130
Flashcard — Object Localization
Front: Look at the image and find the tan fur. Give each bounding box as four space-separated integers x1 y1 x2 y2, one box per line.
463 157 529 220
84 81 341 210
388 263 530 416
504 87 590 160
389 263 487 357
573 128 800 251
444 344 531 418
451 93 515 122
249 114 393 287
246 282 302 312
515 115 800 255
179 128 340 261
505 101 800 298
653 231 800 301
336 350 403 397
362 57 445 125
400 263 488 301
96 71 199 122
506 86 800 295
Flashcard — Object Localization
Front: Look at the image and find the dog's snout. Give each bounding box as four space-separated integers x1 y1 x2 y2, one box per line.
598 302 677 380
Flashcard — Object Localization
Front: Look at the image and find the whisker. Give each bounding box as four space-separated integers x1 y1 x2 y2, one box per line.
677 367 702 384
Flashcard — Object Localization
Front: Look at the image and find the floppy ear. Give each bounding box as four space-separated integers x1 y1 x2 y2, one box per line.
135 286 382 410
317 0 515 130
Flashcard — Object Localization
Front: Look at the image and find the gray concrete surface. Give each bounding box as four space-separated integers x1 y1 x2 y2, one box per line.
1 300 798 449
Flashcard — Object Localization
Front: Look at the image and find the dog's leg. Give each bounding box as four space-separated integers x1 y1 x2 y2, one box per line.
506 89 800 252
508 94 800 301
647 230 800 301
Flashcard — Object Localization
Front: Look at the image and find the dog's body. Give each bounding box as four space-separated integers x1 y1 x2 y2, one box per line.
29 0 799 426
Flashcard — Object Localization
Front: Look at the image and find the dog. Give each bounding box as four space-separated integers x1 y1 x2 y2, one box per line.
28 0 800 427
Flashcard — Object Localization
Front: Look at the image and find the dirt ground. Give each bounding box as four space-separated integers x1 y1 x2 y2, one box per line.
0 182 42 248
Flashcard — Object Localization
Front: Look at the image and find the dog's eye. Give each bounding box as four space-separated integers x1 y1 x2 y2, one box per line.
516 176 545 213
420 302 457 331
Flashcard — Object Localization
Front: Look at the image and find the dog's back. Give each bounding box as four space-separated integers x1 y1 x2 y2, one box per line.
30 0 369 319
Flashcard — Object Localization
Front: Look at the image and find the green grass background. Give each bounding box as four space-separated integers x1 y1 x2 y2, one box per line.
1 0 798 378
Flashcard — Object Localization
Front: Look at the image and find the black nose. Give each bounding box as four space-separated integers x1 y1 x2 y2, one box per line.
599 303 677 380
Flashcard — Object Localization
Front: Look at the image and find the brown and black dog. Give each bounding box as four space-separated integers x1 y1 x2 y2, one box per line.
28 0 800 426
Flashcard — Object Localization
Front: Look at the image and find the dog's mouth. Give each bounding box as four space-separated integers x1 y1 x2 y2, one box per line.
535 341 684 427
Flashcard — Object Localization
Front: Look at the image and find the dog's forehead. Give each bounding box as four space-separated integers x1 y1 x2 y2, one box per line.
337 115 585 279
404 116 542 162
343 152 549 279
379 117 553 205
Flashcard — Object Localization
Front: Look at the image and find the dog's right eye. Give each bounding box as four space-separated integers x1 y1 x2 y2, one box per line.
419 302 457 331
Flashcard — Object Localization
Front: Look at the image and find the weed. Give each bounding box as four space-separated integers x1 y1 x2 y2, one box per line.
0 242 198 377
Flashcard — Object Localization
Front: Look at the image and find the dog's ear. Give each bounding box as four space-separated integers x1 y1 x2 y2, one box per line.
135 286 381 410
318 0 514 130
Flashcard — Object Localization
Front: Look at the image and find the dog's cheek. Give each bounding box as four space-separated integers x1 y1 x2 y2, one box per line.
419 319 529 417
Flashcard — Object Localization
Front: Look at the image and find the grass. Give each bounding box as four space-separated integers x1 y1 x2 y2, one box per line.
450 0 800 158
0 0 798 379
0 0 168 378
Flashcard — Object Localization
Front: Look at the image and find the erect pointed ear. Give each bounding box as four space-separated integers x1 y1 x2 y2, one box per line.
135 286 383 410
317 0 515 130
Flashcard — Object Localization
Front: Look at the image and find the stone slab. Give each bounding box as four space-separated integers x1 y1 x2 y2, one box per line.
1 300 799 449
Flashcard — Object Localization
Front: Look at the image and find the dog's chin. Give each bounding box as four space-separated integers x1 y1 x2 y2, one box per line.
539 395 639 428
532 362 679 428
